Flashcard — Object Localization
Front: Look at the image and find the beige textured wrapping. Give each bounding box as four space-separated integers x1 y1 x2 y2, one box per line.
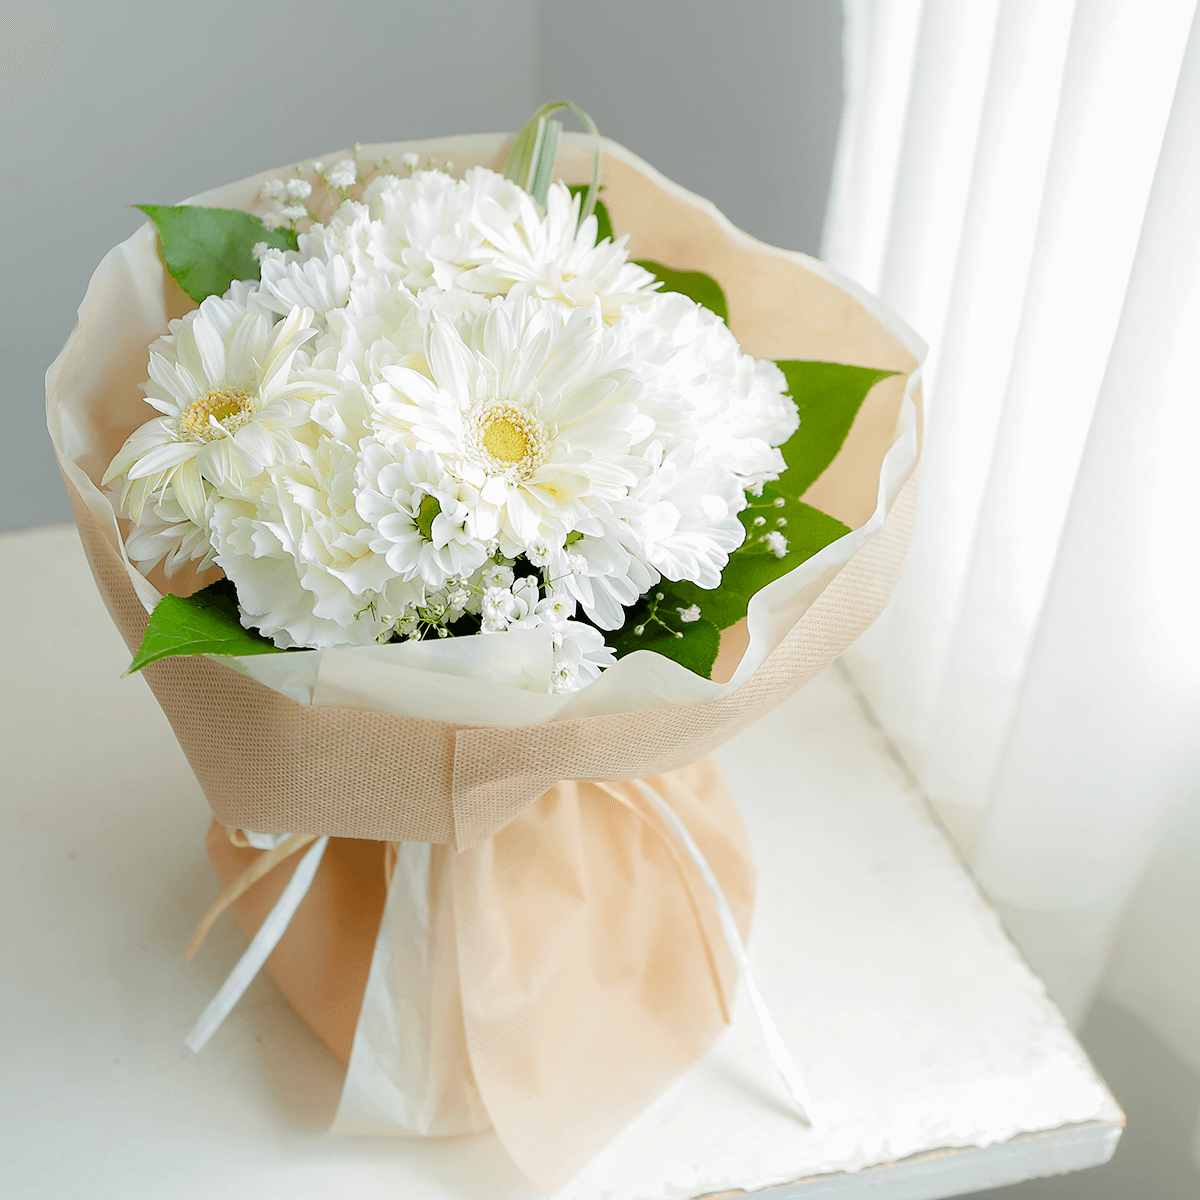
449 475 916 847
48 133 922 1192
64 464 916 852
203 758 753 1194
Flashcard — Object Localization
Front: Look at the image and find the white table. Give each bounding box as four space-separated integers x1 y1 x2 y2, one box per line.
1 525 1123 1199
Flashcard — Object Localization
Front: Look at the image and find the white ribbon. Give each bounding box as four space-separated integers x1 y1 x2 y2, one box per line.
185 834 329 1053
631 779 816 1125
186 785 814 1129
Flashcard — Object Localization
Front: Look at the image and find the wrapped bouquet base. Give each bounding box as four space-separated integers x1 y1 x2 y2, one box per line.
206 756 752 1183
48 130 922 1192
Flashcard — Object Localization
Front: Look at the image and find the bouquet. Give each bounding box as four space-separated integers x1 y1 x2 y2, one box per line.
47 104 922 1192
108 112 875 693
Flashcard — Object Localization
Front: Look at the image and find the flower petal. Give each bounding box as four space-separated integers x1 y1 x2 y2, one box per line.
190 315 227 386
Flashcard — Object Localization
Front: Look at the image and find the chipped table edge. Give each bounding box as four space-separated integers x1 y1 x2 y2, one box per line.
698 1117 1125 1200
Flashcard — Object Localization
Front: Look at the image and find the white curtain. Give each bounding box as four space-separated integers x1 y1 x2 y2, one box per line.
823 0 1200 1081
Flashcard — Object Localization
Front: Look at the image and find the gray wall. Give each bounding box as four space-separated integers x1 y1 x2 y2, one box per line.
1 0 845 533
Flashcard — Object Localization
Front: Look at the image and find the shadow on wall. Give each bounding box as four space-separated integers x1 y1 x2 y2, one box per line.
1 0 844 533
952 999 1200 1200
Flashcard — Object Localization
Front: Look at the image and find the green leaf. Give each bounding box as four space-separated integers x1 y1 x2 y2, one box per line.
669 492 851 631
136 204 299 303
634 260 727 322
607 362 893 643
415 494 441 541
609 597 721 679
506 101 601 222
775 360 898 497
568 185 613 243
126 579 301 674
662 360 888 629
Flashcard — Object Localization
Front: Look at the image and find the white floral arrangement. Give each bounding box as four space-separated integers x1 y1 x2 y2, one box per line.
106 105 886 692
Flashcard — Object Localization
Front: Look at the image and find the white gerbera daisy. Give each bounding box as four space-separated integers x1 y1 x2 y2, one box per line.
104 293 323 524
121 489 214 578
466 180 658 321
371 297 653 555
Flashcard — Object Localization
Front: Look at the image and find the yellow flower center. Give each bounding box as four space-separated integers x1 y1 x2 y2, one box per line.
178 386 256 441
482 417 529 463
467 401 549 480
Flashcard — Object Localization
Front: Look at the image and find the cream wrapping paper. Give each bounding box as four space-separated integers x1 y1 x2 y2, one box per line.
335 839 492 1137
46 132 923 1192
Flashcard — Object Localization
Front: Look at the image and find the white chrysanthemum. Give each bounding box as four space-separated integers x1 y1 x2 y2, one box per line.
104 292 323 523
256 247 352 321
613 291 798 487
371 297 653 556
209 437 417 649
466 181 658 320
356 441 489 587
553 513 658 630
551 621 616 692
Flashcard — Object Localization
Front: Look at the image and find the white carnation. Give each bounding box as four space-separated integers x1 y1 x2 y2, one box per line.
257 250 352 322
557 514 658 630
315 273 426 383
358 168 519 293
628 442 746 589
613 291 798 488
209 437 416 649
